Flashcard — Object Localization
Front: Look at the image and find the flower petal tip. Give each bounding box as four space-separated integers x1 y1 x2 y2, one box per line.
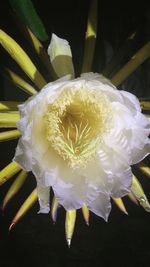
37 208 50 214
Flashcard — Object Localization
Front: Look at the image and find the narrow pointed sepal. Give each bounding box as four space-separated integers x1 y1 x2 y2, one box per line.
102 31 137 77
0 112 20 128
24 27 55 77
9 0 49 41
0 101 21 111
81 205 90 225
113 197 128 215
140 100 150 111
5 68 37 95
127 192 139 206
138 163 150 178
131 175 150 212
82 0 98 73
0 130 21 142
65 210 76 247
111 42 150 86
0 162 21 185
0 30 46 89
51 196 59 224
146 114 150 122
9 188 38 230
2 170 27 209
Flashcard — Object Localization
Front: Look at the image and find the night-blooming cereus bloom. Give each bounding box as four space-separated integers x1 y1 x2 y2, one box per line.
14 73 150 221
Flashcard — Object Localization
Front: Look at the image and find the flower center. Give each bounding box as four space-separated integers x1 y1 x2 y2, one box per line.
44 87 112 168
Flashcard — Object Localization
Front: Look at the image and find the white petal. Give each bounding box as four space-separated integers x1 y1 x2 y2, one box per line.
81 72 115 87
37 183 50 214
14 139 32 171
88 192 111 221
136 112 150 128
121 90 141 114
111 166 132 197
129 128 150 164
111 102 134 129
98 144 132 198
13 72 150 221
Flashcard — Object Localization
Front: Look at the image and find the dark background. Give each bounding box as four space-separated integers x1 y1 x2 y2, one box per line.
0 1 150 266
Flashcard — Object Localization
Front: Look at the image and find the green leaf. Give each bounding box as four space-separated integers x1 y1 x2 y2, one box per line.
9 0 49 41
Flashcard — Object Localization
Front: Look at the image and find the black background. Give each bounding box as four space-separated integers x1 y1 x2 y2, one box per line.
0 1 150 267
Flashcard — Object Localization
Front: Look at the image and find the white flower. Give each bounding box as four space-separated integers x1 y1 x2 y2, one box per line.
14 73 150 221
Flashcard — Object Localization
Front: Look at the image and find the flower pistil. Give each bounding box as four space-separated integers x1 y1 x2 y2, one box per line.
44 86 112 168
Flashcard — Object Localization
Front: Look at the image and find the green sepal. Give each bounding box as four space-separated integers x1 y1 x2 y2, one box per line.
9 0 49 41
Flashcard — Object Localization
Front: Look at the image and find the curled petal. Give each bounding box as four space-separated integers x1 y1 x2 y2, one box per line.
37 183 50 214
48 33 74 78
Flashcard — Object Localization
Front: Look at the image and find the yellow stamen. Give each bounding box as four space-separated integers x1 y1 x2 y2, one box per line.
44 87 112 168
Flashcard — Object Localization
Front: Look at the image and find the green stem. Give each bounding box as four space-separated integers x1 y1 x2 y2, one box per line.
111 42 150 87
81 0 98 73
